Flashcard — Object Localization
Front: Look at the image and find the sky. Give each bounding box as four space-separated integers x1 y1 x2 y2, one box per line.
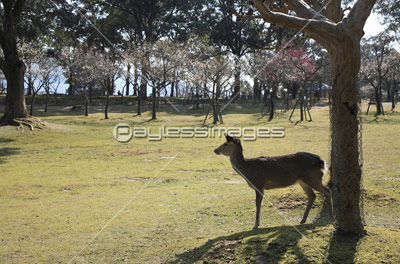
55 12 386 95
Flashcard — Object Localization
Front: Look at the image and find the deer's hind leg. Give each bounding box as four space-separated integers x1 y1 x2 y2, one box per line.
254 189 264 230
299 181 316 224
302 171 334 223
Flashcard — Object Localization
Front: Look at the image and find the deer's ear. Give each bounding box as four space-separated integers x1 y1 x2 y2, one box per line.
225 133 233 142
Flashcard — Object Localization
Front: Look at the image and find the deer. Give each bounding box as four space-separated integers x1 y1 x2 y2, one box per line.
214 134 334 230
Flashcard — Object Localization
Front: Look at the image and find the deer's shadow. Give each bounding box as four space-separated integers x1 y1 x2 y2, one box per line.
169 202 361 264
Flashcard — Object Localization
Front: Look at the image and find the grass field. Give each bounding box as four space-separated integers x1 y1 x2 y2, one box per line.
0 98 399 263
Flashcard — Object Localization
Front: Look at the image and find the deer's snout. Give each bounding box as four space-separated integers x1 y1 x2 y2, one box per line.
214 148 220 155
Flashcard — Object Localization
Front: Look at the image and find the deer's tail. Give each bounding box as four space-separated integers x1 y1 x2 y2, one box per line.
298 152 326 175
318 157 327 174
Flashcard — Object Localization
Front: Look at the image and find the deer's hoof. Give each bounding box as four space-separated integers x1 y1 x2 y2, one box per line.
300 219 306 224
253 225 259 230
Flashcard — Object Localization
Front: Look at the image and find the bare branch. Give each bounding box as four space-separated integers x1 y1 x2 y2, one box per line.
345 0 377 34
283 0 328 21
252 0 337 43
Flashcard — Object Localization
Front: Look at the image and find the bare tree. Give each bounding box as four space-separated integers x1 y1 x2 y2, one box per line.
360 33 395 115
138 41 187 120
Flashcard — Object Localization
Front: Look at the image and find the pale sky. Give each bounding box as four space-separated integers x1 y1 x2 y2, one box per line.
364 13 385 38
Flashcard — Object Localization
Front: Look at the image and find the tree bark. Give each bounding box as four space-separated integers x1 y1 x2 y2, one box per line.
1 60 28 122
329 41 364 235
0 0 29 123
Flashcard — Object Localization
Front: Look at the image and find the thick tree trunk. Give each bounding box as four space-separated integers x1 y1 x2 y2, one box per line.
2 60 29 122
329 41 364 235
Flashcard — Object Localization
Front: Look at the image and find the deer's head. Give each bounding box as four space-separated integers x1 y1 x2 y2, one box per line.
214 134 242 157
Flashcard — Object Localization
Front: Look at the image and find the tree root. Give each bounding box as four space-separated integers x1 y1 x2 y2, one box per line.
13 117 46 131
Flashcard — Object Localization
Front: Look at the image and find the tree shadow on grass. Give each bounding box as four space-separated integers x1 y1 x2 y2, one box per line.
169 224 318 264
312 196 362 264
0 138 19 165
0 147 20 164
324 232 361 264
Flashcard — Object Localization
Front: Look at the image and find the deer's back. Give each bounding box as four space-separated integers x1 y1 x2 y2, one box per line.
244 152 325 189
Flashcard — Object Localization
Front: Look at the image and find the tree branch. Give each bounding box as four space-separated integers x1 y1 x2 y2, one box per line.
12 0 27 23
345 0 377 34
283 0 328 21
252 0 338 43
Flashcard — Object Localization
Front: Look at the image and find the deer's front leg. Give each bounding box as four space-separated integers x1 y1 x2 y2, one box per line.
254 190 264 230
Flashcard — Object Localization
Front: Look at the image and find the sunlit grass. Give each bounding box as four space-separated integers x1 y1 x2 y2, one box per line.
0 100 399 263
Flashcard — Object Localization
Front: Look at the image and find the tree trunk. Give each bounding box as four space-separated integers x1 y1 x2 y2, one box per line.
378 76 384 115
392 81 397 110
374 86 382 115
329 42 364 235
268 91 275 121
27 75 33 96
126 63 131 96
170 81 175 97
30 93 35 116
137 88 141 115
105 90 109 120
151 85 157 120
300 99 304 121
45 88 49 113
68 72 74 96
213 103 219 124
253 77 260 104
141 68 147 100
2 60 29 123
233 69 240 102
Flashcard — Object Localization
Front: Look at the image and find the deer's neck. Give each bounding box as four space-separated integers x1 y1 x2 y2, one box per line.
229 149 247 175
